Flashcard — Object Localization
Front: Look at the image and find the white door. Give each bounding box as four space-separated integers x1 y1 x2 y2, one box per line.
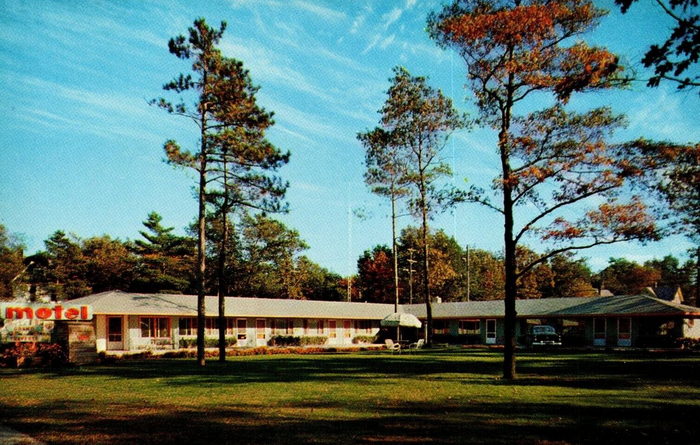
486 319 497 345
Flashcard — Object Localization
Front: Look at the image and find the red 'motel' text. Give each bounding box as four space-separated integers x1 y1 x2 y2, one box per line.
1 304 93 321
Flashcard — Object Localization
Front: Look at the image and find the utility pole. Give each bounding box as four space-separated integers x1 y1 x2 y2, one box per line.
407 248 416 304
465 245 470 302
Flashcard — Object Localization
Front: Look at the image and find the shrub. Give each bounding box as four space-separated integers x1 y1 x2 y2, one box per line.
352 335 376 344
36 343 68 366
268 336 301 347
300 336 328 346
179 337 237 348
636 335 677 348
676 337 700 350
0 342 67 368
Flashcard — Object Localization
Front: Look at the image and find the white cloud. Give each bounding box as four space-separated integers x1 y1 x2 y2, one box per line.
626 87 699 141
380 34 396 50
292 0 346 21
382 8 403 29
221 41 335 103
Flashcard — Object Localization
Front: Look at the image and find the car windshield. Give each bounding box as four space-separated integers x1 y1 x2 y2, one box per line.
532 326 556 334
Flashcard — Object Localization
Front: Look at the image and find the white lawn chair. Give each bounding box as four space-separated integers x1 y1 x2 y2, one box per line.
385 338 402 354
408 339 424 353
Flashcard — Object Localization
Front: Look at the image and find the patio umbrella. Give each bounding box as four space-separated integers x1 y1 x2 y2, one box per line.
380 312 422 328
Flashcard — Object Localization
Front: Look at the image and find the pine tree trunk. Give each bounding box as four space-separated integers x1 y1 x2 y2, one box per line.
218 212 228 362
196 157 207 367
196 90 208 368
421 191 432 346
500 70 517 380
392 191 400 341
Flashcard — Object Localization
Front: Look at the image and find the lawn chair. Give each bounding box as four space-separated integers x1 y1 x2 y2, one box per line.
385 338 401 354
408 339 424 353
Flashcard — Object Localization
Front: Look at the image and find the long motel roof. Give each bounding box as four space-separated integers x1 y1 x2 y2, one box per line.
69 291 396 320
68 291 700 321
401 295 700 319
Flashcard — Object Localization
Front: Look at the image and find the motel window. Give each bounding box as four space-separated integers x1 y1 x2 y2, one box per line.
618 318 632 340
344 320 352 338
594 318 607 340
329 320 337 338
306 319 324 335
141 317 170 338
459 320 480 335
179 317 197 336
354 320 374 334
273 319 293 335
433 320 449 335
205 318 219 336
225 318 236 336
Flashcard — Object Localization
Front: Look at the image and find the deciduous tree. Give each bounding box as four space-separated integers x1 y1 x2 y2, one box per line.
595 257 661 295
0 225 25 300
357 245 396 304
238 214 308 299
429 0 661 378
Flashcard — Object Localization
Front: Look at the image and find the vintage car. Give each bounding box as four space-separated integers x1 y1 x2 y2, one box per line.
527 325 562 347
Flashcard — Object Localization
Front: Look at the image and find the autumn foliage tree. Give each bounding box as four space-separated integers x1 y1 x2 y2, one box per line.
357 245 396 304
429 0 662 379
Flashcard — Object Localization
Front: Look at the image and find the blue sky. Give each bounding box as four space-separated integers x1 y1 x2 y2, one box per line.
1 0 698 276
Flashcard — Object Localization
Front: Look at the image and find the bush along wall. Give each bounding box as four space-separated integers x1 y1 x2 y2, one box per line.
0 342 68 368
352 335 377 344
178 337 237 349
300 336 328 346
268 336 302 347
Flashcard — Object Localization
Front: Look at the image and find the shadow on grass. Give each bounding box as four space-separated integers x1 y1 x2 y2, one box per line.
4 350 698 389
2 351 698 444
1 394 697 444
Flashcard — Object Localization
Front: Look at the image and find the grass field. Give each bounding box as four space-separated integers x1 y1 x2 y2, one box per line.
1 349 699 444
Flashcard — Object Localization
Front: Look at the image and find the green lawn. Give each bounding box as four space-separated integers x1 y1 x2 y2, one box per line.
1 350 698 444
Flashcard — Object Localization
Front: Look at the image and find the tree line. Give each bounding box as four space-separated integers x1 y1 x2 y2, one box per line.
356 227 698 304
4 218 694 307
0 213 345 303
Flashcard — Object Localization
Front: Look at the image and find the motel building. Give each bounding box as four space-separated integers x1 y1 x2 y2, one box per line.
2 290 700 356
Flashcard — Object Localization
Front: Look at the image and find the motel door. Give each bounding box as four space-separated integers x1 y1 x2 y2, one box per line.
485 319 497 345
328 320 337 344
107 316 124 350
343 320 352 342
256 319 267 346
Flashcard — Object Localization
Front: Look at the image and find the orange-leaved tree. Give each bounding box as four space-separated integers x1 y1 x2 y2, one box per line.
428 0 663 379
